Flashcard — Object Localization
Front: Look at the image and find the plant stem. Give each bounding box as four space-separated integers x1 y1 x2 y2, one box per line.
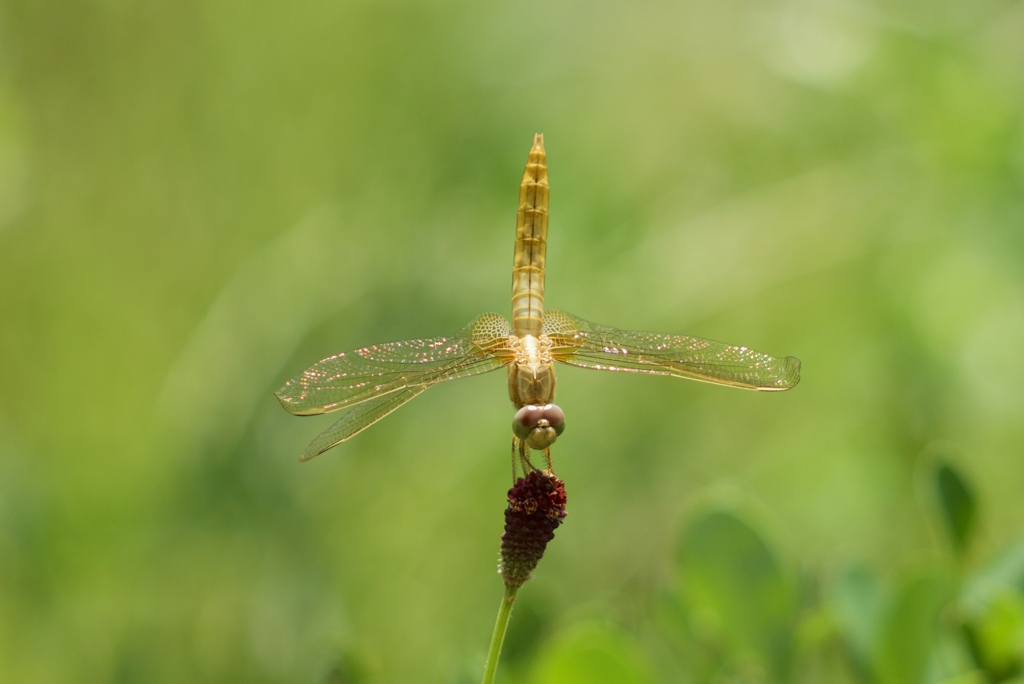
480 583 519 684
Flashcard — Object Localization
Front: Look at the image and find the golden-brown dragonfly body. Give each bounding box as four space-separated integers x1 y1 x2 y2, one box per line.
507 135 557 425
511 135 549 338
276 134 800 461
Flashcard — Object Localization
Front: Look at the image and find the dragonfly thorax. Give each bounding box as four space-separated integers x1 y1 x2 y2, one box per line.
507 334 563 451
507 334 556 407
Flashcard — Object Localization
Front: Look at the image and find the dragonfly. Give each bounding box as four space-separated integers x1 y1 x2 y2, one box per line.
276 134 800 463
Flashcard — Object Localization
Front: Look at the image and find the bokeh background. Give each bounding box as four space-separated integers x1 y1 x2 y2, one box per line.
2 0 1023 682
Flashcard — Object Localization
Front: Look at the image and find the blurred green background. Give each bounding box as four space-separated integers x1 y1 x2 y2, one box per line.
2 0 1023 682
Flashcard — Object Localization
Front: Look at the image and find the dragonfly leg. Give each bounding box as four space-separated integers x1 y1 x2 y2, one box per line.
510 436 519 484
512 435 555 479
517 437 538 476
542 448 553 473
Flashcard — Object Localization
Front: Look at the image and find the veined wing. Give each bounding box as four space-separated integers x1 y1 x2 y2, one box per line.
294 386 428 461
276 312 514 417
543 310 800 391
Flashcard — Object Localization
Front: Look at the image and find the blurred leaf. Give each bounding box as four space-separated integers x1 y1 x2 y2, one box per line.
935 461 977 556
873 570 950 684
832 564 888 668
962 589 1024 681
674 509 798 682
315 650 367 684
959 540 1024 681
962 540 1024 609
526 621 657 684
934 673 989 684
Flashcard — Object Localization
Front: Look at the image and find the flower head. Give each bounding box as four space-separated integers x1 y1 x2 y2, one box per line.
499 470 567 588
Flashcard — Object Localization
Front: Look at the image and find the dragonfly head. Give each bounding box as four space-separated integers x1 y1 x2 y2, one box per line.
513 403 566 451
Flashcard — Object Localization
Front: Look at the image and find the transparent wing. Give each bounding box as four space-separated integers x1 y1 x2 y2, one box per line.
543 310 800 391
295 386 428 461
275 315 514 460
276 312 513 416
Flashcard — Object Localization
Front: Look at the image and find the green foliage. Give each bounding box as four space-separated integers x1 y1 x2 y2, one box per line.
526 622 658 684
2 0 1024 681
870 570 949 684
542 459 1024 683
960 542 1024 681
672 510 799 681
936 461 978 557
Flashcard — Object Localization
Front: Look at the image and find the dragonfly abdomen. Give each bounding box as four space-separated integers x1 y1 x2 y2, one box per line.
511 133 549 337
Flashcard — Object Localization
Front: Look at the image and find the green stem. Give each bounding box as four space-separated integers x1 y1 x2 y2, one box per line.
480 583 519 684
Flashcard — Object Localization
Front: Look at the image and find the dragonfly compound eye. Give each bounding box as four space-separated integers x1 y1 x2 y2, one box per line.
513 403 566 450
